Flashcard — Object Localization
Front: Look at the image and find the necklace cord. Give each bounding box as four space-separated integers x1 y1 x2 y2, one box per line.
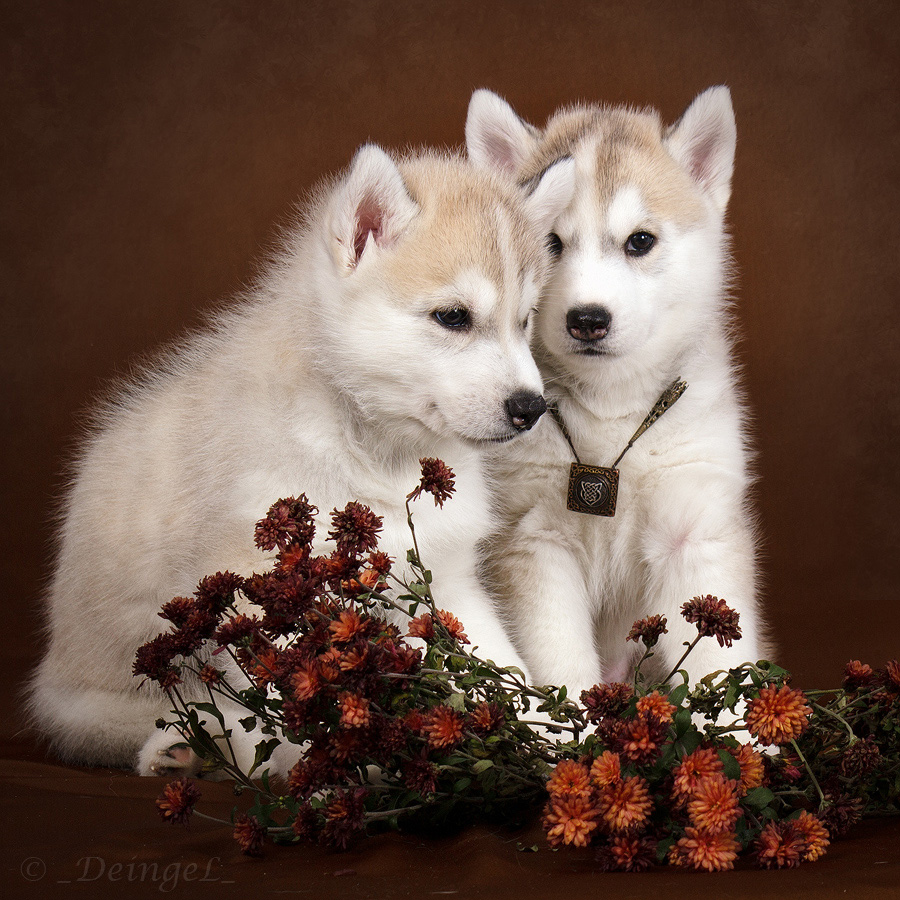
549 378 688 470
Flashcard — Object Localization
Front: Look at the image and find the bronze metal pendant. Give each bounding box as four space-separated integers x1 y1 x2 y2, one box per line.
567 463 619 517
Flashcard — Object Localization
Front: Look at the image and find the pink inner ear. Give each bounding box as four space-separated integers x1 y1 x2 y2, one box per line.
688 133 719 188
353 195 384 263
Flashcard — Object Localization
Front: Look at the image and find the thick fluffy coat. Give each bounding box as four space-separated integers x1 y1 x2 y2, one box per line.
29 146 575 773
466 87 766 699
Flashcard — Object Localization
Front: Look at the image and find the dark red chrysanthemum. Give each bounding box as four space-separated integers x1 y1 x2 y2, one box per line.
680 595 742 647
254 496 318 552
133 633 181 682
820 793 864 837
214 613 261 647
840 737 882 779
580 683 634 723
404 755 440 796
626 615 668 648
291 802 321 841
199 663 224 684
233 813 266 857
842 660 875 691
882 659 900 692
156 778 201 826
194 571 244 613
755 821 805 869
407 457 456 507
158 596 196 627
321 788 367 851
327 502 383 556
596 835 657 872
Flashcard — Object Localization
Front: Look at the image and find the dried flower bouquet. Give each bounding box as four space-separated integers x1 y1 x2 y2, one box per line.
138 460 899 867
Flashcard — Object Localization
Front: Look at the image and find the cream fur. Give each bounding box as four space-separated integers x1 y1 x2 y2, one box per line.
28 145 575 773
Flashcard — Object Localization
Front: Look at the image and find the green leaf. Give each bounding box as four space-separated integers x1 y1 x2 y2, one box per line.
447 692 467 713
673 708 693 738
248 738 281 776
453 777 472 793
190 702 225 726
668 682 690 708
743 786 776 810
471 759 494 775
239 715 258 732
718 749 741 781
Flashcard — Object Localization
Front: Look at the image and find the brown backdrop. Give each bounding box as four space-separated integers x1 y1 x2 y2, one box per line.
2 1 899 894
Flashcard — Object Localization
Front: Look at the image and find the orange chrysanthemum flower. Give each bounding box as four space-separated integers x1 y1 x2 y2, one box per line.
291 661 320 701
435 609 470 645
590 751 622 788
755 821 805 868
339 645 369 671
729 743 766 795
338 692 371 728
329 608 365 643
671 827 740 872
620 716 662 764
687 776 741 834
792 811 831 862
546 759 593 800
233 813 266 857
317 647 342 683
156 777 201 826
745 684 812 746
423 705 465 749
672 748 724 802
542 794 602 847
407 613 435 642
252 648 280 687
597 775 653 834
884 659 900 692
636 690 676 724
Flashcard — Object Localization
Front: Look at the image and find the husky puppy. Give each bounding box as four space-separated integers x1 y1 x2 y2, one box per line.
29 145 575 774
466 87 766 700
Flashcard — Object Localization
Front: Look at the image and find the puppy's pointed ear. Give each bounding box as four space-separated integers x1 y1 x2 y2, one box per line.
329 145 418 274
522 157 576 232
665 86 736 214
465 89 539 176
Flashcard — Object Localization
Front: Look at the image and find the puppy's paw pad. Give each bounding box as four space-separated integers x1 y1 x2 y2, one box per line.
138 734 202 777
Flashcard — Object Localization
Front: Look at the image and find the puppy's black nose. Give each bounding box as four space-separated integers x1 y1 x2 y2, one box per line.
567 305 612 341
506 391 547 431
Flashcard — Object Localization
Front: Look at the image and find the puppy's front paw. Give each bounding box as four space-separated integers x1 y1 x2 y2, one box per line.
137 731 202 777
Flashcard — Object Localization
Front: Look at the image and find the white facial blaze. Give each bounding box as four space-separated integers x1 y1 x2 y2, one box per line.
606 184 650 245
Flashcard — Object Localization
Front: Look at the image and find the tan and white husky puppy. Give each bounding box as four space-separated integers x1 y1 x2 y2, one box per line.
29 145 575 774
466 87 766 700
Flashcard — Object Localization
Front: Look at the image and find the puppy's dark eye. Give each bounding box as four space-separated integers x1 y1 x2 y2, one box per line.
625 231 656 256
546 232 564 258
433 307 471 329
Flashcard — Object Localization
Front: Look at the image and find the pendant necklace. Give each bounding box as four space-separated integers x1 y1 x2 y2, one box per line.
547 378 688 517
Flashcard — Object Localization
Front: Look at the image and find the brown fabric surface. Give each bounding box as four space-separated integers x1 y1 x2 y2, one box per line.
2 0 899 893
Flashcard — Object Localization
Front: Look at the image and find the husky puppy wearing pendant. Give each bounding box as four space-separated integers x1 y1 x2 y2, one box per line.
466 87 767 700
